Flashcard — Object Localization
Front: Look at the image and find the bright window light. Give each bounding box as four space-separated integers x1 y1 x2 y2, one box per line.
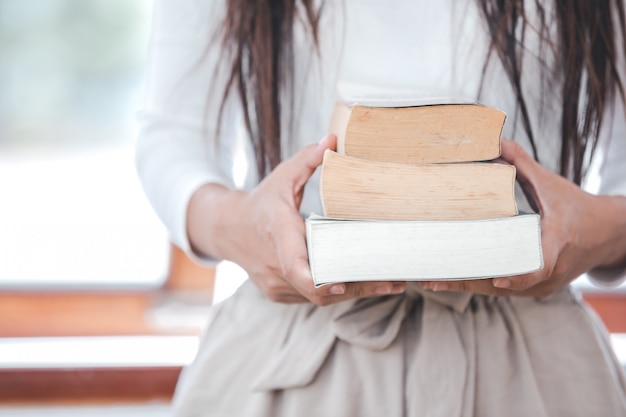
0 0 167 288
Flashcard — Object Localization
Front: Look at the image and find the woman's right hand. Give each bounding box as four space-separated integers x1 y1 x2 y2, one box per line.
187 134 406 305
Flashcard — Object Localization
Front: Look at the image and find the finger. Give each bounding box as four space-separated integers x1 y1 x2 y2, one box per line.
274 134 337 198
266 211 362 304
500 139 549 213
259 282 311 304
492 228 560 291
270 212 320 297
251 270 311 303
303 281 407 306
421 279 512 297
342 281 407 298
500 139 536 175
267 288 311 304
272 215 409 304
492 272 543 291
500 139 552 186
279 294 311 303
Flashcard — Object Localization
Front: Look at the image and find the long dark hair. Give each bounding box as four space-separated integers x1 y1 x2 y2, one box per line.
219 0 321 178
220 0 626 184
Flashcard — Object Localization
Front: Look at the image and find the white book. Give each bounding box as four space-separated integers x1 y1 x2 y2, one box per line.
305 213 543 286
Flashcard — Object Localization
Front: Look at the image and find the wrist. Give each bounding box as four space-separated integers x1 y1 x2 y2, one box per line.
592 195 626 270
187 183 246 260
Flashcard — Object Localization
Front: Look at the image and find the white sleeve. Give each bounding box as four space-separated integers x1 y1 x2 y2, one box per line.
587 94 626 287
597 97 626 196
135 0 241 261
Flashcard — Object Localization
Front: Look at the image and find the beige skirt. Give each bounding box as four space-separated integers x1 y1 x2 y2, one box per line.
171 281 626 417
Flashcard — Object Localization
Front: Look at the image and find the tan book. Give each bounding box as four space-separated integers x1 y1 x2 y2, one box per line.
306 99 544 284
329 101 506 164
306 213 543 285
320 150 518 221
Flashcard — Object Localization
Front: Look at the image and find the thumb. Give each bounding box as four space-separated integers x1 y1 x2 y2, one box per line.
277 134 337 193
500 138 547 213
500 138 546 185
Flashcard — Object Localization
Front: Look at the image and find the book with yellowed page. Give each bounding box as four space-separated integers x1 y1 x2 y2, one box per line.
305 213 543 286
304 98 543 285
329 100 506 164
320 150 517 221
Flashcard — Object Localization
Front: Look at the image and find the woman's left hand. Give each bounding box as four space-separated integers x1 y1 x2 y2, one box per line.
420 138 626 297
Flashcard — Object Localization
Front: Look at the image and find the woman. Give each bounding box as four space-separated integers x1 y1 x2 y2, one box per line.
136 0 626 415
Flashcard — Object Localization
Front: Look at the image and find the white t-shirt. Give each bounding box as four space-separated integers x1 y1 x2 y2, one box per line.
136 0 626 282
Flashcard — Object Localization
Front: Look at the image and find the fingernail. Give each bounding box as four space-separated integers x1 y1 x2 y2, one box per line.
318 134 330 146
433 282 448 292
329 284 345 295
375 284 393 295
493 278 511 289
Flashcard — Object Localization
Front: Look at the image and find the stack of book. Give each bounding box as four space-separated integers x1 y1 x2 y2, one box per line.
306 100 544 286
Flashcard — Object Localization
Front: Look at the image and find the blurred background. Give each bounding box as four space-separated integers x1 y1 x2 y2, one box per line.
0 0 624 416
0 1 226 415
0 0 164 287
